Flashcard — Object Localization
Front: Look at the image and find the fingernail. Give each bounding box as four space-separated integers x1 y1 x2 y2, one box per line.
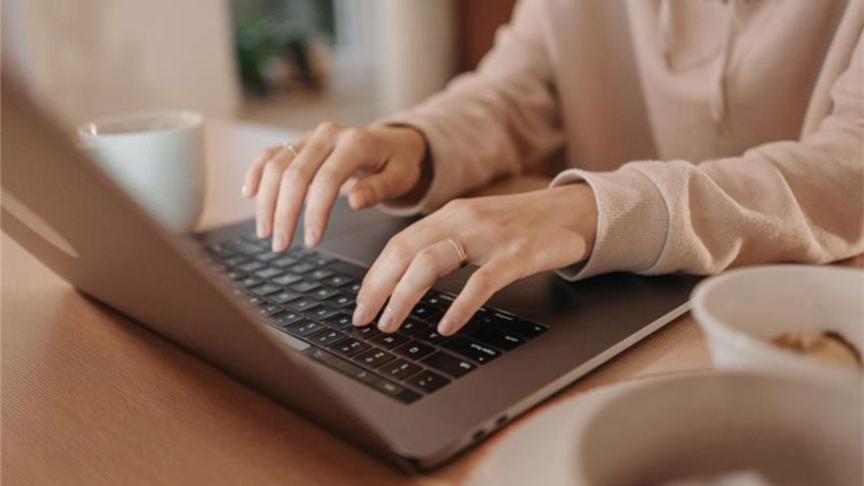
348 190 365 209
304 228 319 247
352 304 368 326
241 184 250 198
377 307 394 332
438 317 456 336
272 232 286 252
256 219 267 238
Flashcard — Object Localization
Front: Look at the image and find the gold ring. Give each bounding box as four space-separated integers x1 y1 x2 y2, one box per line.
282 142 299 158
446 238 468 267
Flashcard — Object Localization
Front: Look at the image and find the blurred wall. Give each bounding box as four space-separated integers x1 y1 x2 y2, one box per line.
374 0 457 114
5 0 241 128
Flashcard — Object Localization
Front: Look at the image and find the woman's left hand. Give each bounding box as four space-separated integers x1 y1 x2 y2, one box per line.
352 184 598 336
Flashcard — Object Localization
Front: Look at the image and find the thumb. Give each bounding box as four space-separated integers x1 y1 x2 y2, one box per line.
347 160 418 209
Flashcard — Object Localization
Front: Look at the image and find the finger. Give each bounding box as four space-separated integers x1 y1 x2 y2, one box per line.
352 223 440 326
242 145 282 198
437 257 520 336
254 152 292 237
376 240 463 333
347 160 418 210
270 123 339 252
303 129 383 247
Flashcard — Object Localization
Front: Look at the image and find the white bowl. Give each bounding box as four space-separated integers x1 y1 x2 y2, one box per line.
576 372 863 486
691 265 863 385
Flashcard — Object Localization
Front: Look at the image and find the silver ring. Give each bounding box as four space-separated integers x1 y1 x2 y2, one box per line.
446 238 468 267
281 142 299 158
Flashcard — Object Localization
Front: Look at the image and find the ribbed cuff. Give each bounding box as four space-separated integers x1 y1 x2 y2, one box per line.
549 164 670 281
373 111 458 216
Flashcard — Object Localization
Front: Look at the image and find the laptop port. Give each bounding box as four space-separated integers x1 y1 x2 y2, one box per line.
495 415 508 427
473 429 486 442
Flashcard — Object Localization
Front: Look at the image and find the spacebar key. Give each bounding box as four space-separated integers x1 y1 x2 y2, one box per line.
305 347 420 403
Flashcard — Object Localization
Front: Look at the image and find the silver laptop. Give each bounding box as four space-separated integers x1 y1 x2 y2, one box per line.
1 73 697 471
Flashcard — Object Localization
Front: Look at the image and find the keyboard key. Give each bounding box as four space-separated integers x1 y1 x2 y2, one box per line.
323 313 353 329
290 262 317 274
268 290 301 305
239 276 263 288
410 304 441 321
324 274 354 287
227 241 263 256
272 273 303 286
405 370 450 393
238 261 265 273
307 329 348 346
350 325 381 340
247 295 265 306
329 337 371 357
273 256 299 268
308 254 335 266
370 377 421 403
327 293 355 309
284 320 324 337
489 314 547 339
250 283 281 297
393 341 435 360
421 352 476 378
205 242 233 257
369 333 409 349
254 267 284 280
398 319 428 336
327 259 367 278
291 281 321 293
441 337 501 364
258 303 283 316
379 359 422 380
461 324 525 351
224 256 248 267
309 306 340 321
255 252 282 262
414 327 447 345
345 282 361 295
310 287 340 300
273 312 304 327
287 299 320 312
308 269 334 281
354 348 396 369
421 292 447 307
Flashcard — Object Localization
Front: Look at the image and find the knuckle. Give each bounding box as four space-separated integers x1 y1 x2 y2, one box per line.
384 237 410 264
342 127 368 146
415 247 439 269
316 121 340 137
313 168 340 190
263 157 283 175
282 164 308 185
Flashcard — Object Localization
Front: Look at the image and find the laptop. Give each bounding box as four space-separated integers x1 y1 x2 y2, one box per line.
1 73 698 471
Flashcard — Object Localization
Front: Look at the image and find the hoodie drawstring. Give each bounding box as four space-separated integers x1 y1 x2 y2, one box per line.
659 0 742 131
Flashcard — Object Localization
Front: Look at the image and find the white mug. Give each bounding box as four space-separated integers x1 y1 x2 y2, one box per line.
78 110 205 233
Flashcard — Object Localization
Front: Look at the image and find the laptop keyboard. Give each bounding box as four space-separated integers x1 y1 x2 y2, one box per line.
203 233 547 404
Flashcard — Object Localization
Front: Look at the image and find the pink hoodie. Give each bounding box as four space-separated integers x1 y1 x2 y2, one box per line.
383 0 863 280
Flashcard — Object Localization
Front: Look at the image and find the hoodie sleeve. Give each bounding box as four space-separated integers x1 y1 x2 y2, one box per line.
553 33 864 281
378 0 564 215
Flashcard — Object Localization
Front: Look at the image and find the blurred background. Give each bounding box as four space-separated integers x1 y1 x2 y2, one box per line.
1 0 516 131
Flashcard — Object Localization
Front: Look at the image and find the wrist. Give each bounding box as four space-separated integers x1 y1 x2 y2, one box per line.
552 183 598 263
377 124 433 206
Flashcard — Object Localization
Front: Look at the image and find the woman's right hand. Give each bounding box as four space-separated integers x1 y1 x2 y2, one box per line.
242 122 428 252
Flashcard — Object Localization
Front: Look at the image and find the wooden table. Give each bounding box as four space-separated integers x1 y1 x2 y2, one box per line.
2 120 860 485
